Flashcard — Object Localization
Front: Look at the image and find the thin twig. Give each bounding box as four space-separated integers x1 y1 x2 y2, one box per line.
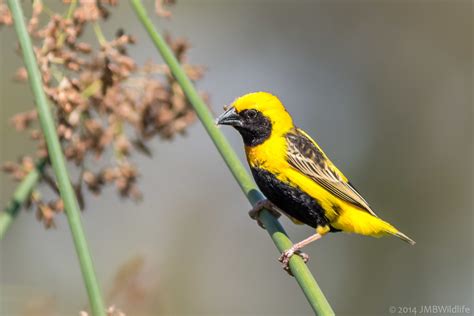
93 21 107 46
57 0 77 47
41 170 60 195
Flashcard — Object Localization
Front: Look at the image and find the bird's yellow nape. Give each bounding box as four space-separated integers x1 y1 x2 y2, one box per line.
231 92 294 134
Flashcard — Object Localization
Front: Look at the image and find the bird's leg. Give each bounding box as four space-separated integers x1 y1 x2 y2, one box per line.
278 233 322 275
248 199 281 229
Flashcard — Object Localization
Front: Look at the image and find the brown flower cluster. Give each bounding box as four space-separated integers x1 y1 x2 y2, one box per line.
80 305 126 316
0 0 11 26
1 0 207 228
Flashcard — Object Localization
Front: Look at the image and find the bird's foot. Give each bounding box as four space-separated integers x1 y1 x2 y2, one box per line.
278 248 309 276
249 199 281 229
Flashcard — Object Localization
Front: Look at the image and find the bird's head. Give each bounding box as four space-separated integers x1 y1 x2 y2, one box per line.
216 92 294 146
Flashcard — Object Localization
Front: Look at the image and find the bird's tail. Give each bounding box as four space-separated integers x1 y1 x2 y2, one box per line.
392 230 416 245
383 221 416 245
364 215 416 245
330 207 416 245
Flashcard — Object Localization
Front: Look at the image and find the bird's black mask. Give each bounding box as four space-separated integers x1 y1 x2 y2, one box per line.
216 107 272 147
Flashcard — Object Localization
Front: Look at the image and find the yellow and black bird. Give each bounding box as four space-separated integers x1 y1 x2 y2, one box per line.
216 92 415 271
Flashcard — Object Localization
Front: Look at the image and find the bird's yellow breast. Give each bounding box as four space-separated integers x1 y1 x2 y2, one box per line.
245 135 289 173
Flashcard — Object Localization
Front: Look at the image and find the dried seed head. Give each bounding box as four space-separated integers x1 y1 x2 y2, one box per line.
76 42 92 54
155 0 175 18
37 203 56 229
2 161 18 174
10 110 37 131
0 3 12 26
3 0 207 229
14 67 28 81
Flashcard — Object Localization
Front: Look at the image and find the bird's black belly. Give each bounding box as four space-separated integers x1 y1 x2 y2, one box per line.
251 167 329 229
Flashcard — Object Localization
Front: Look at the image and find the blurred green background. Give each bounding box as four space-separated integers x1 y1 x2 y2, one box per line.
1 1 472 315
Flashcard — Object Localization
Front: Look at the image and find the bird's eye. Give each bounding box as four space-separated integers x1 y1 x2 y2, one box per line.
247 109 258 119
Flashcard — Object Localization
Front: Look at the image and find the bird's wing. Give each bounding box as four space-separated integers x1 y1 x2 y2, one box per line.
286 128 378 217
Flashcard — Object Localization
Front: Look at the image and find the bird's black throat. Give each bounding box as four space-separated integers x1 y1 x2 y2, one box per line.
235 110 272 147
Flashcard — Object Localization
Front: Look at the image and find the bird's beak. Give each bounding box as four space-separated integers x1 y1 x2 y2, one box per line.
216 106 243 127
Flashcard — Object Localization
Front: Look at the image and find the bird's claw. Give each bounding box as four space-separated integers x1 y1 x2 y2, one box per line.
278 249 309 276
248 199 280 229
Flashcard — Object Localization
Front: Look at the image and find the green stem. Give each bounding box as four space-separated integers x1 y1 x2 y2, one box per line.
64 0 78 19
93 22 107 46
130 1 334 315
0 159 47 240
7 1 106 315
57 0 77 47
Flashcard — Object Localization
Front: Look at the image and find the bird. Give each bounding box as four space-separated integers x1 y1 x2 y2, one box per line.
216 91 415 272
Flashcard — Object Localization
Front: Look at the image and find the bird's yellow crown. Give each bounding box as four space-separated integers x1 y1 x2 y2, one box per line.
232 92 294 135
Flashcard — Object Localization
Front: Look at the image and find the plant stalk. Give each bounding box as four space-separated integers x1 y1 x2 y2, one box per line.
7 1 106 315
0 159 47 240
130 1 334 314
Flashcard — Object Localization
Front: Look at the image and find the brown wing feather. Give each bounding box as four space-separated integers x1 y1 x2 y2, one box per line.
286 129 378 217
